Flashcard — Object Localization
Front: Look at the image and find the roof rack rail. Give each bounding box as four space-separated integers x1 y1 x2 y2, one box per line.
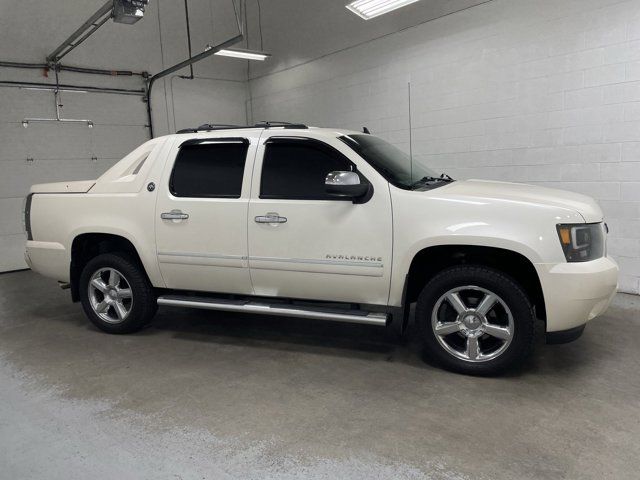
176 123 244 134
254 121 308 129
175 121 309 134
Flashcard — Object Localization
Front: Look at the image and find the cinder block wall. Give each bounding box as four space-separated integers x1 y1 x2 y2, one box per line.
249 0 640 294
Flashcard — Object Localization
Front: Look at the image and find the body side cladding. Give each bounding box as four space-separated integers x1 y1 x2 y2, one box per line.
386 274 410 338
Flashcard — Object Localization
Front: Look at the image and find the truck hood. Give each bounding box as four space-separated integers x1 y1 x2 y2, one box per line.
30 180 96 194
437 179 603 222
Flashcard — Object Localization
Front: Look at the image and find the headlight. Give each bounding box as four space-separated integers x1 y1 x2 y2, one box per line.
556 223 605 262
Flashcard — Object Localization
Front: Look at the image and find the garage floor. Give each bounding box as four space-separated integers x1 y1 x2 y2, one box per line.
1 270 639 479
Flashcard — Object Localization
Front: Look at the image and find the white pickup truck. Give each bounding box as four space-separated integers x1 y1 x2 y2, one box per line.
25 122 619 375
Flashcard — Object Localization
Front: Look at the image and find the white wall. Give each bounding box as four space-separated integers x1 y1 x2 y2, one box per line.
249 0 640 295
242 0 489 79
147 0 249 135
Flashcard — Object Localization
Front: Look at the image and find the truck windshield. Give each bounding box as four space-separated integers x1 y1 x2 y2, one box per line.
339 134 451 190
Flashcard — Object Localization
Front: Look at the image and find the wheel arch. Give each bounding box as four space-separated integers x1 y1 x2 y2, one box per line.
401 244 545 327
70 233 149 302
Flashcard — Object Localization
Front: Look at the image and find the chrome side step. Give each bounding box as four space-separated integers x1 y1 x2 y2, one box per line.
157 295 388 326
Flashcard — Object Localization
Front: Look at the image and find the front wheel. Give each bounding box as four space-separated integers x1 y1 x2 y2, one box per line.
416 265 535 375
79 253 157 334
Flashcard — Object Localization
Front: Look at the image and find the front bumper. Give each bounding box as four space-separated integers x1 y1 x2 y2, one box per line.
535 256 618 333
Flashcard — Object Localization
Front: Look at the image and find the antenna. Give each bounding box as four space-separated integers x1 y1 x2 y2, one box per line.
408 81 413 183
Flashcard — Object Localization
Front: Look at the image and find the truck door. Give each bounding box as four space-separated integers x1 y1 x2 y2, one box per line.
247 134 393 305
155 135 256 295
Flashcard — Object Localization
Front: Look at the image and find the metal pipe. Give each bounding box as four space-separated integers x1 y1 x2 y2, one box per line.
20 67 95 127
0 80 145 96
23 118 94 125
145 33 243 137
58 64 147 77
0 60 47 69
183 0 194 79
152 33 243 83
46 0 114 63
54 69 62 121
0 60 147 77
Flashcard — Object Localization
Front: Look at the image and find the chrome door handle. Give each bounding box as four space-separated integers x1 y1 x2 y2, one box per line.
161 209 189 220
255 213 287 224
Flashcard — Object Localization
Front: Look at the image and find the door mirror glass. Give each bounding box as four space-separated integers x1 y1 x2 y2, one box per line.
325 171 368 198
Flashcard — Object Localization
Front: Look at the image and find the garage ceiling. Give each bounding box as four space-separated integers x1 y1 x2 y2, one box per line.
0 0 490 77
243 0 491 78
0 0 241 77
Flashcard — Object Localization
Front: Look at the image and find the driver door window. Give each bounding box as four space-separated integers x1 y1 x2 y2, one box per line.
260 140 354 200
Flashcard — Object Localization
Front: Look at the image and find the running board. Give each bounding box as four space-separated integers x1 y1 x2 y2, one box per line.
157 295 388 326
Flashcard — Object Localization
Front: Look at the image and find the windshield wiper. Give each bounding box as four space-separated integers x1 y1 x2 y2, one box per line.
410 173 455 189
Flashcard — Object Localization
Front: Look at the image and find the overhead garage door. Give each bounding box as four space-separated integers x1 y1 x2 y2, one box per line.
0 87 149 272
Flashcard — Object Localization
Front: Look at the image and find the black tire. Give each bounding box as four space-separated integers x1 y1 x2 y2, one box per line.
79 252 157 334
416 265 535 376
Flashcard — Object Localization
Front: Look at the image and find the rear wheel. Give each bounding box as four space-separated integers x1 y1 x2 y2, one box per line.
416 265 535 375
79 253 157 334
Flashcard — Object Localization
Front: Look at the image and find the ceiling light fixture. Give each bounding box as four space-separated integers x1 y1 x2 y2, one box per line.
346 0 421 20
214 48 271 61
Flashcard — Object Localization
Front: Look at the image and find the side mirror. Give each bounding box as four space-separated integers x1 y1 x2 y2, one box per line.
325 171 368 198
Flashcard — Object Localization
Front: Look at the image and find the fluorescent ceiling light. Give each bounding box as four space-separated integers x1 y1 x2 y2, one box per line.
346 0 421 20
214 48 271 61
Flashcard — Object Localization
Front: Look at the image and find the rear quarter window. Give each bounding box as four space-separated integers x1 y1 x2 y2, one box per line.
170 142 248 198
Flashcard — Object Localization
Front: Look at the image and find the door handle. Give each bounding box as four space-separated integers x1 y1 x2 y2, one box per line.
161 209 189 220
255 213 287 224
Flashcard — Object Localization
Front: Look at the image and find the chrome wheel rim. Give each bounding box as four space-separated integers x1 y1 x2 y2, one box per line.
88 268 133 324
431 285 514 363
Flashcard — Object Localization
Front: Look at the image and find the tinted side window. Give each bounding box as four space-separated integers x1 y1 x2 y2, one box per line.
170 142 248 198
260 141 353 200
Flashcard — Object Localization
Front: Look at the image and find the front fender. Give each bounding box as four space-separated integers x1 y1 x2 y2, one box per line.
388 186 583 306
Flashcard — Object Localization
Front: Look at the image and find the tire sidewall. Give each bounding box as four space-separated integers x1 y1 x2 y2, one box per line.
416 266 535 375
79 253 155 334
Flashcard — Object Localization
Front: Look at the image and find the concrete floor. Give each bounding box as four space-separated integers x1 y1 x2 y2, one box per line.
1 270 639 479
